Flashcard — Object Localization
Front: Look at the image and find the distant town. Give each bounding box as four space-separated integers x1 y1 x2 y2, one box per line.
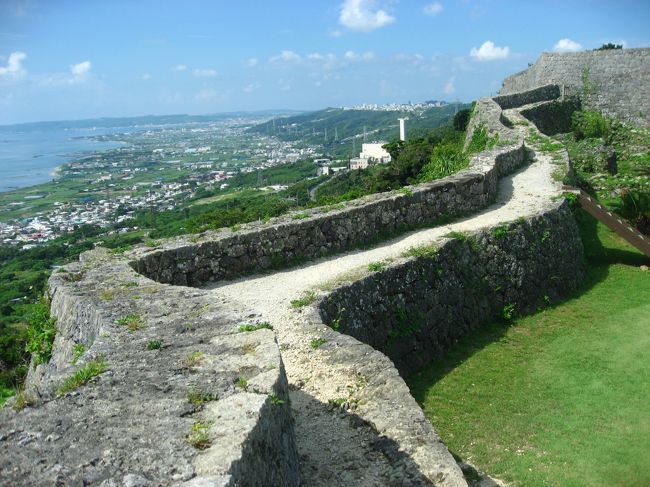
342 100 448 112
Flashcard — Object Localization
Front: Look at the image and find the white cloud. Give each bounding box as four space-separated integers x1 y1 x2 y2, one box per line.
329 30 343 38
423 2 443 16
362 51 375 60
39 59 92 86
246 57 258 68
553 38 582 52
242 83 260 93
193 68 217 77
443 76 455 94
195 89 218 101
172 64 187 71
344 50 357 60
395 53 425 67
269 50 301 64
339 0 395 32
0 51 26 79
139 73 151 81
470 41 510 61
70 61 91 82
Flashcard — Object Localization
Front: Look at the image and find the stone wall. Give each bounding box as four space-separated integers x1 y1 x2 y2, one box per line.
131 144 527 287
3 248 300 486
520 97 582 136
500 48 650 126
317 202 585 375
493 84 560 110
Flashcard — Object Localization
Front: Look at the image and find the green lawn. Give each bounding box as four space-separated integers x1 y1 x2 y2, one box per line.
407 210 650 487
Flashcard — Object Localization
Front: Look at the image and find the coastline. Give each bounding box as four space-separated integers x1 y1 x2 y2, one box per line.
49 165 62 178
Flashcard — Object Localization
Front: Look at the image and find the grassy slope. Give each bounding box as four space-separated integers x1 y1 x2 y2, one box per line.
407 210 650 487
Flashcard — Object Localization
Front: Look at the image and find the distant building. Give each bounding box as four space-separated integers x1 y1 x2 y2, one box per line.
349 157 370 170
359 143 391 163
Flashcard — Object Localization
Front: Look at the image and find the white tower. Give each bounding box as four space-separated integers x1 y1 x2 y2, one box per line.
398 118 406 141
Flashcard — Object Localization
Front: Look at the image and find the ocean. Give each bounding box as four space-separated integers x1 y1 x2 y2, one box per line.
0 127 128 193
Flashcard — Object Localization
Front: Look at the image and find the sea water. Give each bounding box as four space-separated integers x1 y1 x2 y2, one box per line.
0 127 128 193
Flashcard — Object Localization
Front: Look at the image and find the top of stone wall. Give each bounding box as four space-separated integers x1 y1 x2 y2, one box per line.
500 47 650 126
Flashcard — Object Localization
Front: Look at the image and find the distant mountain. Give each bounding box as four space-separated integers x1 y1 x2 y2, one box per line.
247 104 470 156
0 110 302 132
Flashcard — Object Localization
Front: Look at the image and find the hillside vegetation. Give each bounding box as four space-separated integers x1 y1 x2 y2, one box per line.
247 104 469 158
562 109 650 233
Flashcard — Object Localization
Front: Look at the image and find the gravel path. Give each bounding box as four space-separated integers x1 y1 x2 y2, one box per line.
205 119 562 485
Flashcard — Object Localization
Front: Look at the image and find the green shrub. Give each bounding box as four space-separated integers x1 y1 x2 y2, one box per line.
24 300 57 365
571 110 610 141
467 123 499 154
419 142 468 181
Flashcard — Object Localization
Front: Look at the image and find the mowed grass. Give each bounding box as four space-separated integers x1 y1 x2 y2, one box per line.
407 210 650 487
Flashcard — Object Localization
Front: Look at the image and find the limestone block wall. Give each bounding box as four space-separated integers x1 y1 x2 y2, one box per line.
131 145 527 287
500 48 650 126
317 202 585 375
5 248 300 486
493 84 561 110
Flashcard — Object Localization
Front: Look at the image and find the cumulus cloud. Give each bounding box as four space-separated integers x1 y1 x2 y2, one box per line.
443 76 455 95
553 38 583 52
246 57 258 67
423 2 443 16
269 50 301 64
70 61 91 82
343 50 375 61
38 59 92 86
193 68 217 77
172 64 187 71
0 51 26 78
339 0 395 32
470 41 510 61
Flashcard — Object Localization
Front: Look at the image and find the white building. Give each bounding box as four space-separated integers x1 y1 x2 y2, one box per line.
359 143 391 163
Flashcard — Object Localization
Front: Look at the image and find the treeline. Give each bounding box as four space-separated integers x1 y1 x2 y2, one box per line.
313 107 493 204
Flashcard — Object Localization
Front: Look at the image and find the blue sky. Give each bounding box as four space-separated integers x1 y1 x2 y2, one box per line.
1 0 648 124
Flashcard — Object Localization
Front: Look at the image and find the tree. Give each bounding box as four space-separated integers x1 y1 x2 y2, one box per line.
453 109 471 132
595 43 623 51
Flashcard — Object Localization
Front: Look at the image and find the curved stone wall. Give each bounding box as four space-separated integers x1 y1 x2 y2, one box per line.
131 145 527 287
317 202 584 375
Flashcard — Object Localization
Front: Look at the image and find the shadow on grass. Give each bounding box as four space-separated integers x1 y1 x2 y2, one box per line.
407 208 649 402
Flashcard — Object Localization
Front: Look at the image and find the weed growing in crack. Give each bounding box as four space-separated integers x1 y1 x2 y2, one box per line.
188 420 212 450
238 322 273 332
56 359 106 395
310 338 327 349
290 291 316 308
115 313 145 332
